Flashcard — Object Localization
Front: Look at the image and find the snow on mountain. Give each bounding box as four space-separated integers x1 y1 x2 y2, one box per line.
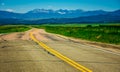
0 9 120 19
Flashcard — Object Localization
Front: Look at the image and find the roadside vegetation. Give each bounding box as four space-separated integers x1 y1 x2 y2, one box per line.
0 25 31 33
34 24 120 45
0 23 120 45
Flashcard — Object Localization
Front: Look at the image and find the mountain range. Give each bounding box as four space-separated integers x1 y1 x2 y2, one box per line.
0 9 120 25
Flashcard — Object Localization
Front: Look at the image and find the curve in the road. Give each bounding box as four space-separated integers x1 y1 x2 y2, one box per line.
30 32 92 72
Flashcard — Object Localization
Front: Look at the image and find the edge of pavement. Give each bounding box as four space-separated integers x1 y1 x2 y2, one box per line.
44 30 120 55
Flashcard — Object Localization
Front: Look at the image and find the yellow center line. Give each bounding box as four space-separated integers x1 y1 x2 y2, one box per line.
30 32 92 72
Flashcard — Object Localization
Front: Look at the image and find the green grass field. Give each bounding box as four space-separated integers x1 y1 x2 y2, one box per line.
34 24 120 45
0 24 120 45
0 25 31 34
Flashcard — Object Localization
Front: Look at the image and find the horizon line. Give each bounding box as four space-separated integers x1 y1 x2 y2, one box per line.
0 8 119 13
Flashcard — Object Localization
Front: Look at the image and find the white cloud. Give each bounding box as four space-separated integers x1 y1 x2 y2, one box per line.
1 3 5 6
58 12 66 14
48 5 53 8
6 9 14 12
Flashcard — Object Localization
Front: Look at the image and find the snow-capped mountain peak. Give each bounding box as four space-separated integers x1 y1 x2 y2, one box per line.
27 9 52 13
58 11 66 14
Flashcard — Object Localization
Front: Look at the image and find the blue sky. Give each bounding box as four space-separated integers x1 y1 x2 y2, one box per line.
0 0 120 13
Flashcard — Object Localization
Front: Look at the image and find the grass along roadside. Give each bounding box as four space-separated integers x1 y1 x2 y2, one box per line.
34 24 120 45
0 25 31 34
0 24 120 45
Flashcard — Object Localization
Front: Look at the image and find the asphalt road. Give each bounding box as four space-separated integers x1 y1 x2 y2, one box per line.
0 29 120 72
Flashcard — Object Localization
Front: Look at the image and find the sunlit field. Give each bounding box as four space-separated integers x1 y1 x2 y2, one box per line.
0 25 31 33
1 23 120 44
34 23 120 44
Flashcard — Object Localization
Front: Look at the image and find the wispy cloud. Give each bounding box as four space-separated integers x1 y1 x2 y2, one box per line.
48 5 53 8
6 9 14 12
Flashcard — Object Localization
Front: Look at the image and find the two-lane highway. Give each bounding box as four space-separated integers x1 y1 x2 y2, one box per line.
0 28 120 72
31 29 120 72
30 32 92 72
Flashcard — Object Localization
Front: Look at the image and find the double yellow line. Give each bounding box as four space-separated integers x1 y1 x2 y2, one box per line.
30 32 92 72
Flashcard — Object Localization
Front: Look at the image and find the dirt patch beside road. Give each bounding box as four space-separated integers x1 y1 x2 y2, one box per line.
55 33 120 54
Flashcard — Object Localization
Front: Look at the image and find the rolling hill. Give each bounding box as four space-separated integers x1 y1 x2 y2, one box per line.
0 9 120 25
